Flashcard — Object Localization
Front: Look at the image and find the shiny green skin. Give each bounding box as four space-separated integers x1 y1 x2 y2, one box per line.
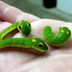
0 38 48 54
0 20 48 54
43 26 71 47
0 20 31 40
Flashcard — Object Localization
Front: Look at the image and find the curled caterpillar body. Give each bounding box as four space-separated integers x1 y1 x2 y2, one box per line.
0 20 31 40
0 38 48 54
43 26 71 47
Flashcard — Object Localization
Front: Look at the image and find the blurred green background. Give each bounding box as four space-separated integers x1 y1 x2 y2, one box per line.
2 0 72 22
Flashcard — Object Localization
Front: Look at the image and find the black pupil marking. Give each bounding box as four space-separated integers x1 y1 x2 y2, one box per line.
39 43 43 47
19 25 22 29
28 23 31 26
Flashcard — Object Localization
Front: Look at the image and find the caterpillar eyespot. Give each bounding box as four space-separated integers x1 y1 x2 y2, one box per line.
38 43 44 47
28 23 31 27
18 25 23 29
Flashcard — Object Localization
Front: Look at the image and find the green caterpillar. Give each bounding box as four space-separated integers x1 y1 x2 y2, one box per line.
0 20 48 54
0 20 31 40
0 38 48 54
43 26 71 47
0 20 71 54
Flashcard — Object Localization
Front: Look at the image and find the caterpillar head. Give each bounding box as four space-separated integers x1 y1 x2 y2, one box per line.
59 27 71 38
31 38 48 53
18 20 31 35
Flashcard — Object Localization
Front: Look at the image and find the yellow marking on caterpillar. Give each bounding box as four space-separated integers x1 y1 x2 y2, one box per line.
61 30 64 33
32 39 36 42
66 31 70 35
